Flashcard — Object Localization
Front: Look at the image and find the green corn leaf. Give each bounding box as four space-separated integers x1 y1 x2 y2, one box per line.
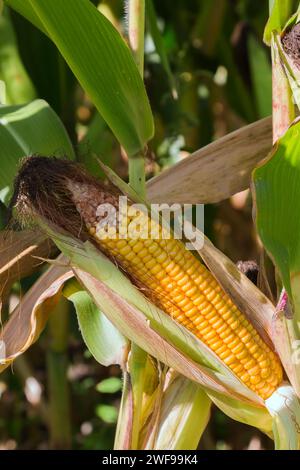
5 0 154 156
252 120 300 391
264 0 294 45
0 99 74 204
64 279 128 368
4 0 46 34
252 120 300 303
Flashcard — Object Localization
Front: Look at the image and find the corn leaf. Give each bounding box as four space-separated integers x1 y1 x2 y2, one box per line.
5 0 154 156
4 0 46 34
64 280 129 368
252 120 300 393
264 0 294 45
147 117 272 204
272 308 300 397
252 120 300 306
0 99 75 204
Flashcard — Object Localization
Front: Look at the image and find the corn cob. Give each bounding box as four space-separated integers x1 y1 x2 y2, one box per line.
69 181 283 400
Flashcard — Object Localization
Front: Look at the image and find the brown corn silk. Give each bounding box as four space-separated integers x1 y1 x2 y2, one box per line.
12 157 283 400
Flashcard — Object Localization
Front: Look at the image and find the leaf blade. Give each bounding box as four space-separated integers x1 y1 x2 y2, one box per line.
6 0 154 155
0 99 75 204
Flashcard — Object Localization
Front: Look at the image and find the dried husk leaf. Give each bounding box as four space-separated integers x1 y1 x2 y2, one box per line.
0 256 72 372
147 117 272 204
114 371 134 450
0 229 56 295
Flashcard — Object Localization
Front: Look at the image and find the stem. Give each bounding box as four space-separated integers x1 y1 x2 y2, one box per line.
126 0 149 450
47 297 71 449
128 0 145 76
127 0 146 198
128 343 148 449
128 156 146 198
114 371 134 449
271 36 295 142
269 0 295 141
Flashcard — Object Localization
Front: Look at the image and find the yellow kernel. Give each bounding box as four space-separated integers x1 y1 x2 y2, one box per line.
248 366 260 376
219 349 231 360
184 306 199 317
193 295 206 307
203 330 217 341
219 328 232 340
232 364 244 374
236 349 248 360
240 372 250 382
216 323 228 335
182 284 197 295
223 334 236 345
195 319 208 329
261 368 271 379
250 375 261 385
223 355 236 366
259 359 270 369
153 265 165 276
214 341 228 353
243 359 256 370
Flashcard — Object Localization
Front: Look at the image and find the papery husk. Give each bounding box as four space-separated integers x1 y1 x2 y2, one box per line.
0 255 72 372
